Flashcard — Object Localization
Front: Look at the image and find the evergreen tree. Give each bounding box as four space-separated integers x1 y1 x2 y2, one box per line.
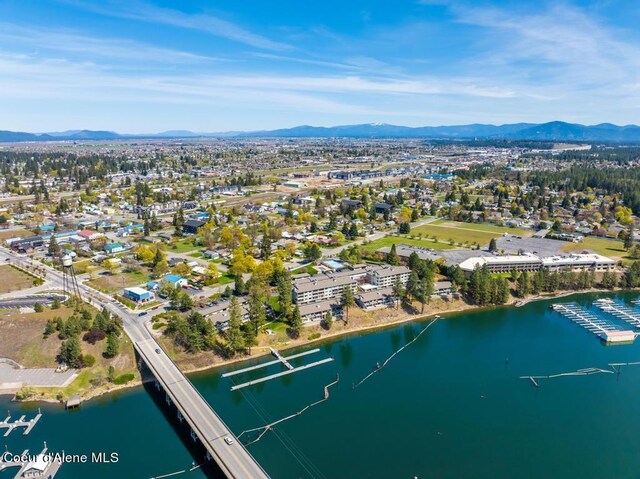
392 278 405 309
624 223 635 250
602 271 617 289
387 243 400 265
105 332 119 358
48 236 60 257
516 271 530 298
259 235 272 260
247 285 267 340
416 275 434 313
225 296 245 355
497 277 510 304
407 252 420 270
234 274 246 296
59 336 83 368
488 238 497 252
406 270 419 302
340 287 355 324
289 305 302 338
321 311 333 330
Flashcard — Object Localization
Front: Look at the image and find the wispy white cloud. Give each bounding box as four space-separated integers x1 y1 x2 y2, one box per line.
60 0 291 51
0 24 227 64
449 2 640 88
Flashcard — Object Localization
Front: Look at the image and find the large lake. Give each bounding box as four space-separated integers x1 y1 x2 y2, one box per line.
3 291 640 479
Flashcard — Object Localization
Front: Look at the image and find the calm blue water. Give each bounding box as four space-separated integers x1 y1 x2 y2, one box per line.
3 291 640 479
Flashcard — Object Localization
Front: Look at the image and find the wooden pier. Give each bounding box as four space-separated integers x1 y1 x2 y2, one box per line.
230 358 334 391
0 409 42 437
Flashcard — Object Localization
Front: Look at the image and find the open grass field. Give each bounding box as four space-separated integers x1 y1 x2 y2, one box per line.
561 237 628 259
411 219 532 247
1 301 138 400
87 269 149 293
168 238 200 253
0 265 37 294
72 259 93 275
362 235 458 253
0 228 34 241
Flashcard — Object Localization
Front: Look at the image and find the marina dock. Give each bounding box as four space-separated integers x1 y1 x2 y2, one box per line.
0 409 42 437
0 444 62 479
230 358 334 391
222 349 321 378
551 303 635 343
594 299 640 329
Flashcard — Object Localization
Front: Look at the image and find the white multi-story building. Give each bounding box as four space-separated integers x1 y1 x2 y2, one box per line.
366 265 411 288
293 275 359 305
459 253 615 274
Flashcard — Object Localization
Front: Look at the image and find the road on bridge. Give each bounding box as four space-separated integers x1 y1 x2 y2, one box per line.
0 246 269 479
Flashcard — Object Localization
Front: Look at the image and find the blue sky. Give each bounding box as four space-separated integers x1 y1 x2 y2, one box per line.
0 0 639 132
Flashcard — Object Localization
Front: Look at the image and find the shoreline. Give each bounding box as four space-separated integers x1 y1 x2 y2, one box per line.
4 286 632 405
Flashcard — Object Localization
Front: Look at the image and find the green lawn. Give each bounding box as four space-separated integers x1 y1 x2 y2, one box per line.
291 264 318 275
168 239 200 253
412 220 532 247
362 235 458 253
267 321 289 333
72 259 92 275
268 296 282 314
217 273 235 285
561 236 627 259
431 218 532 235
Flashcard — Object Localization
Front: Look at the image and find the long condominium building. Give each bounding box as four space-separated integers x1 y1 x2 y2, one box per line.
293 264 411 305
459 253 615 274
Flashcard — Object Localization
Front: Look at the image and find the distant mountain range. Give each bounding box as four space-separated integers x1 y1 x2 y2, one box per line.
2 121 640 143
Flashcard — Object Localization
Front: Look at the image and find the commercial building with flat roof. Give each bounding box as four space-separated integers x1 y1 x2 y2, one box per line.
459 253 615 274
123 286 154 302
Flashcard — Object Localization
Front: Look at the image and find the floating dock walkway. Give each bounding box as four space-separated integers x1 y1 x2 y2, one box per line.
230 358 334 391
224 348 334 391
594 299 640 330
222 349 321 378
521 367 615 387
552 303 635 343
0 409 42 437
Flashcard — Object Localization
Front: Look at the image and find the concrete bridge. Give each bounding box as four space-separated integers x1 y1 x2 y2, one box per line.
0 247 269 479
136 339 270 479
